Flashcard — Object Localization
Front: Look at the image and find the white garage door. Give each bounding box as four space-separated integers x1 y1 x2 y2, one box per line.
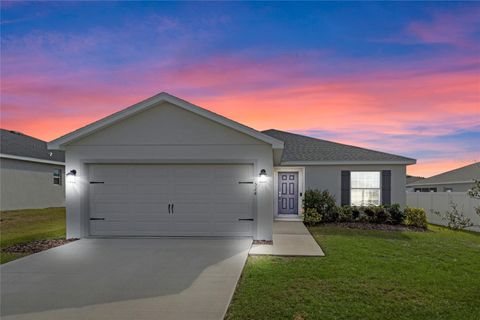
88 164 255 237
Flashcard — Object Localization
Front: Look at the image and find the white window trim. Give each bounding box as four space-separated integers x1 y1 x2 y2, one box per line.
350 171 381 206
53 168 62 186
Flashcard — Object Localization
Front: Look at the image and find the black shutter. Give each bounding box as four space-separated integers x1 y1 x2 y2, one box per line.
341 171 350 206
381 170 391 205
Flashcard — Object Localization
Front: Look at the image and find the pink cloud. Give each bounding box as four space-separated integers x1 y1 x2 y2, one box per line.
406 9 480 47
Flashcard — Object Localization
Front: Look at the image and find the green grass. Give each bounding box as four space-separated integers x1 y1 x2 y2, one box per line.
226 225 480 320
0 207 66 264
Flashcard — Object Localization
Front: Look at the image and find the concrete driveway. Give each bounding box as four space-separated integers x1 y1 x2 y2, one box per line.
0 237 252 320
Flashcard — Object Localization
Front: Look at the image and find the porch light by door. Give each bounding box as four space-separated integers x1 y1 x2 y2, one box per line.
259 169 267 183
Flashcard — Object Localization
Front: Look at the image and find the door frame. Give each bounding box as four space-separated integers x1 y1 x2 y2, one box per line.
273 167 305 218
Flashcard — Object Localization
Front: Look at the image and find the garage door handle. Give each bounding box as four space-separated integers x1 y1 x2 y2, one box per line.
238 218 254 221
90 217 105 221
168 204 171 214
171 204 174 214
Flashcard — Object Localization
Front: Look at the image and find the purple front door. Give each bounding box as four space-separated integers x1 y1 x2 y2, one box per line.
278 172 299 215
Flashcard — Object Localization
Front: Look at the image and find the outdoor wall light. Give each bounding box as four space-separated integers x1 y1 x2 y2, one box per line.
259 169 267 183
66 169 77 183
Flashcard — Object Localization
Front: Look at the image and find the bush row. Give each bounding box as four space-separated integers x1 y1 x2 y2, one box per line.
303 189 427 229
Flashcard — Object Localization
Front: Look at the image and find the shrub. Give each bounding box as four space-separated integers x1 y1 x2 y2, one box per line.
386 204 404 225
303 208 322 226
433 201 477 230
337 206 353 222
351 206 362 220
404 207 427 228
356 211 369 223
303 189 338 222
373 206 391 224
364 206 376 222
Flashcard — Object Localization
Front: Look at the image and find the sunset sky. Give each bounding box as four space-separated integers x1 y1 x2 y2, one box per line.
1 1 479 177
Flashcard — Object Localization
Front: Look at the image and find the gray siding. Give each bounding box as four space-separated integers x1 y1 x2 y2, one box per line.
1 158 65 211
409 183 474 193
305 164 407 207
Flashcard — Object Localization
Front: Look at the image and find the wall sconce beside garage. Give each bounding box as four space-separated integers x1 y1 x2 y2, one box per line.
258 169 267 183
66 169 77 183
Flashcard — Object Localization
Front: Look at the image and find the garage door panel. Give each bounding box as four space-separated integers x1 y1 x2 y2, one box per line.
92 193 130 203
173 222 211 235
132 184 169 194
132 194 170 203
134 222 172 233
134 203 169 214
89 164 254 237
129 166 169 177
91 184 129 195
213 222 252 236
92 202 129 213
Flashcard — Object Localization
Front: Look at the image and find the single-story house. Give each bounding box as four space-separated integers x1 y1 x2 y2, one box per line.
1 129 65 211
48 92 416 240
407 162 479 193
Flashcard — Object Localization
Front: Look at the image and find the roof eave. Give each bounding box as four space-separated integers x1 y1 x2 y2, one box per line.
280 159 416 166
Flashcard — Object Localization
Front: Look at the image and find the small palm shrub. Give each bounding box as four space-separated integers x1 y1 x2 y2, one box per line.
404 207 427 228
303 208 322 226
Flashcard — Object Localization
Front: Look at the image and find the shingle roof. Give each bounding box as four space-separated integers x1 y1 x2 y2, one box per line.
0 129 65 162
407 162 480 186
406 175 425 185
262 129 416 163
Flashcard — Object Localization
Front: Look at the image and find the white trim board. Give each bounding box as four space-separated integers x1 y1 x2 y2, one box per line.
407 180 475 187
281 160 416 165
48 92 284 150
0 153 65 166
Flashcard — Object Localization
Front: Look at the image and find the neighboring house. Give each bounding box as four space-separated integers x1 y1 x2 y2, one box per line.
407 162 480 192
0 129 65 211
48 92 416 240
406 175 425 192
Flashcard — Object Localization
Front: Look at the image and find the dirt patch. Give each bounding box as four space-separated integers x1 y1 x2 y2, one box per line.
253 240 273 245
323 222 428 232
2 238 79 254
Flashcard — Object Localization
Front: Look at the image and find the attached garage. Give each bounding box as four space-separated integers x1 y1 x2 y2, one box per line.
88 164 255 237
49 92 283 240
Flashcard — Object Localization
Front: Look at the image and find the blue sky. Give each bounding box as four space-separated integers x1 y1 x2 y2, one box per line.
1 1 479 176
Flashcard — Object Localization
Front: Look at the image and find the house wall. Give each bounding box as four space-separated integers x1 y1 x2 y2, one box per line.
63 102 274 240
0 158 65 210
408 183 474 192
304 164 407 207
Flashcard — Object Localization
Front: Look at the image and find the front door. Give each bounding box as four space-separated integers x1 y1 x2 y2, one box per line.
278 172 298 215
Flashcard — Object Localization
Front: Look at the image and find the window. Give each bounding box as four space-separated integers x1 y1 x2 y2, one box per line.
443 187 453 192
53 169 62 185
414 187 437 192
351 171 380 206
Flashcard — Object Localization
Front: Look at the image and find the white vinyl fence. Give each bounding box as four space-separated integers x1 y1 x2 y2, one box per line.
407 192 480 232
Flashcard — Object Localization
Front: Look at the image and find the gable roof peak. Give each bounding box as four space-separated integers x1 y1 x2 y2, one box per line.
48 92 284 150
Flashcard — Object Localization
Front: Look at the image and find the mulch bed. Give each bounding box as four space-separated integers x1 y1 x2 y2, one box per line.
322 222 428 232
253 240 273 245
2 238 79 254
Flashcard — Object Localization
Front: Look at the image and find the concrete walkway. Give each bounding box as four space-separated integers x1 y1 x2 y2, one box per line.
1 238 252 320
249 221 325 256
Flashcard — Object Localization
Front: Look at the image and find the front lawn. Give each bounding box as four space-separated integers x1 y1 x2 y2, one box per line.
0 207 66 264
226 225 480 320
